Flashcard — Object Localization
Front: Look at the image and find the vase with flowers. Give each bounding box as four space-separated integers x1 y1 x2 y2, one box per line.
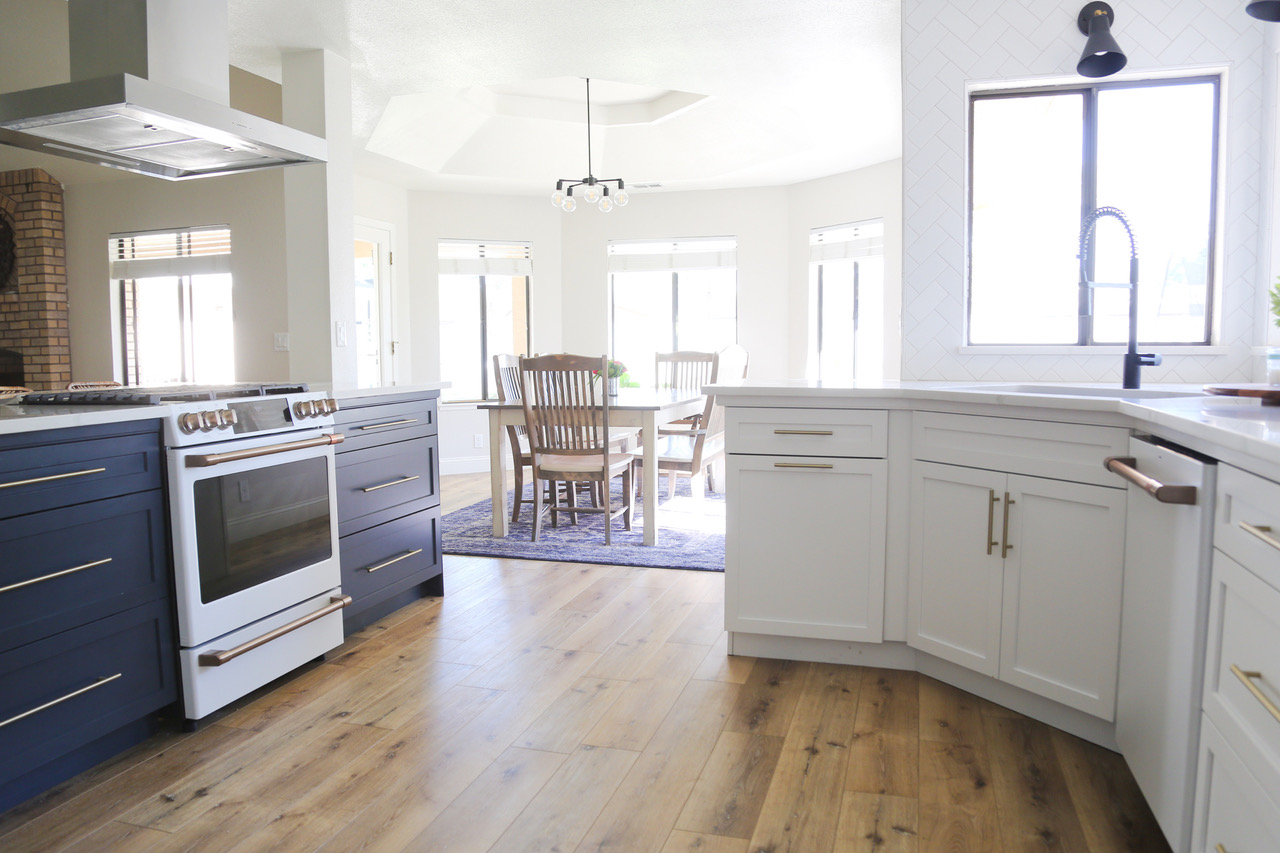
597 359 627 396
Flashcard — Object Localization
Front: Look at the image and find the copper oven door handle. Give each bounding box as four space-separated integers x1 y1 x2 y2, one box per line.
185 433 345 467
198 595 352 666
1104 456 1197 504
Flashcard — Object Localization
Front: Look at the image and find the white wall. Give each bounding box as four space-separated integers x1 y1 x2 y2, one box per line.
902 0 1268 383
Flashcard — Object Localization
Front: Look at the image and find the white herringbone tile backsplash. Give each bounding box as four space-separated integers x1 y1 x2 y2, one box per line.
902 0 1268 382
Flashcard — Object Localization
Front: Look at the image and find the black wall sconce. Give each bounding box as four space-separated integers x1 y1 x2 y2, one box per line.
1247 1 1280 21
1077 2 1127 78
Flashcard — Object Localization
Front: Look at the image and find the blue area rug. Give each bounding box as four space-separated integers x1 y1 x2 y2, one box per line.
441 478 725 571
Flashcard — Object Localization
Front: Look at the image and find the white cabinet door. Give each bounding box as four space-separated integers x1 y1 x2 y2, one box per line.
907 461 1006 677
725 454 886 642
999 474 1126 719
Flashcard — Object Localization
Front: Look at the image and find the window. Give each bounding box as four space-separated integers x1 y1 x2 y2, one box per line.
438 239 531 402
808 220 885 384
968 77 1218 346
609 238 738 389
112 226 234 386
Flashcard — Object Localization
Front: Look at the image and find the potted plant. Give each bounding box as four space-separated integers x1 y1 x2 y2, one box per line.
598 359 627 396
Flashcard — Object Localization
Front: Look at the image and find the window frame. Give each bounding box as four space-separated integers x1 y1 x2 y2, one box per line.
966 75 1221 348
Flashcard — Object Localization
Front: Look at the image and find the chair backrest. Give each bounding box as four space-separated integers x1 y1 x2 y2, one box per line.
656 351 718 392
717 344 749 381
493 353 527 438
518 354 612 461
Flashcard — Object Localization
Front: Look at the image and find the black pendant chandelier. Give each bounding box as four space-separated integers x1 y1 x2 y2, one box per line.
551 78 628 213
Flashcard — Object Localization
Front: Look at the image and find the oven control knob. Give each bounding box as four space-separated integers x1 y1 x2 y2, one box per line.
198 410 220 431
325 398 339 414
179 412 203 434
293 400 316 419
216 409 237 428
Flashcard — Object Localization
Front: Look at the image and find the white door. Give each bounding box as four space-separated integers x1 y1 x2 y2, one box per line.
907 460 1006 677
354 220 395 388
999 474 1126 718
725 454 887 642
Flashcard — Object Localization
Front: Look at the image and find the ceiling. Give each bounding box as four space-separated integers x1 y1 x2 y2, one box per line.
224 0 903 196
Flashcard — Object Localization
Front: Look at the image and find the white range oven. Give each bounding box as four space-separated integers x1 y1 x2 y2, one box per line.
24 384 350 722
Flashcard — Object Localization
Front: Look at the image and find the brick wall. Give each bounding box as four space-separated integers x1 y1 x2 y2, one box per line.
0 168 70 391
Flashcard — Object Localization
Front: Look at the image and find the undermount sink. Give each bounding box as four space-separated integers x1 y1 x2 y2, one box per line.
947 383 1203 399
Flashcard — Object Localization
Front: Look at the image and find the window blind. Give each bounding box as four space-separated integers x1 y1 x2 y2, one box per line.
438 239 533 276
607 237 737 273
809 220 884 263
109 226 232 279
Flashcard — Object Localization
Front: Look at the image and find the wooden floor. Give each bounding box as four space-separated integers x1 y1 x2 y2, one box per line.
0 473 1171 853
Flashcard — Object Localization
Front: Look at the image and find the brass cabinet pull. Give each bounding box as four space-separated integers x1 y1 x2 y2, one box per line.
360 418 418 430
773 462 834 470
773 429 834 436
362 474 421 493
1104 456 1197 504
1230 663 1280 725
186 433 345 468
1240 521 1280 553
0 557 112 596
365 548 423 573
987 490 1000 556
1215 845 1229 853
0 466 106 491
1001 492 1015 559
199 595 352 667
0 673 122 729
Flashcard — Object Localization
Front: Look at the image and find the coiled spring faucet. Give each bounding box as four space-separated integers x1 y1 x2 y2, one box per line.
1077 206 1161 389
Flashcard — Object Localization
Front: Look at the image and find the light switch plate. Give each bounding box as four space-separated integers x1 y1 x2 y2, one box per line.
335 321 348 347
273 332 289 351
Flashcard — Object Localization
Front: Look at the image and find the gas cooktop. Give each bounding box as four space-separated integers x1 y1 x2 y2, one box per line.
20 382 309 406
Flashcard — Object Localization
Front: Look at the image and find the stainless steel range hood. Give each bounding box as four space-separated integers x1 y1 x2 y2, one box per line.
0 0 326 180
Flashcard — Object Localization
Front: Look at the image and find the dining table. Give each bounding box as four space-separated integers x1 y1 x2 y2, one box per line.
479 387 707 546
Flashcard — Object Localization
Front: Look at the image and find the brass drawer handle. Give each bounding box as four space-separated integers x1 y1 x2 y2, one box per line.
365 548 423 573
773 462 834 470
1230 664 1280 725
0 673 123 729
199 595 352 667
1001 492 1015 559
0 467 106 491
987 490 1000 556
1240 522 1280 553
186 434 344 468
0 557 112 595
1215 845 1229 853
362 474 421 493
360 418 418 430
773 429 834 436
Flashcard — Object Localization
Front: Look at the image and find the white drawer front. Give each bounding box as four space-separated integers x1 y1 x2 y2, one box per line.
726 407 887 458
1193 714 1280 853
1216 464 1280 591
912 411 1129 487
1204 551 1280 791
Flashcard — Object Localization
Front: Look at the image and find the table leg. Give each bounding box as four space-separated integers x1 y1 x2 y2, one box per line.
488 411 509 537
641 410 658 546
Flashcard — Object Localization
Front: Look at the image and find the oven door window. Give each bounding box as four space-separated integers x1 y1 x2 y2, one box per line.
193 455 333 603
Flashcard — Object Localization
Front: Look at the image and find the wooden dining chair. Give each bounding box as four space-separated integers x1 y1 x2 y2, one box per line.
717 343 750 381
633 388 726 500
493 353 535 523
655 350 718 434
518 354 635 544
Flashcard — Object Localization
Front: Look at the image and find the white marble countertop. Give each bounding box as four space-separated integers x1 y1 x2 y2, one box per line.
707 380 1280 478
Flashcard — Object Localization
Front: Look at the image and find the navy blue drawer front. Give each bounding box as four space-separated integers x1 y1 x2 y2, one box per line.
336 435 439 535
340 508 441 601
0 601 177 791
0 421 163 520
334 397 437 454
0 490 169 654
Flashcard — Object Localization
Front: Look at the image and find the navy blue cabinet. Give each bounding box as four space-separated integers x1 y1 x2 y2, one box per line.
0 418 177 815
334 391 443 633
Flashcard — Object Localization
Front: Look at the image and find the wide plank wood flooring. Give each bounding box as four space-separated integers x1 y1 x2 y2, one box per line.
0 473 1171 852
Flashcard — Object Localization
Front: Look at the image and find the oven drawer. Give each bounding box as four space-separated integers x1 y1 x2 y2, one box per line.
0 601 177 791
336 435 439 535
0 490 168 654
0 421 163 520
334 397 438 453
340 508 441 601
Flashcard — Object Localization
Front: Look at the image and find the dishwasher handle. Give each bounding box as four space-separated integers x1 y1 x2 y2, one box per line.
1104 456 1198 505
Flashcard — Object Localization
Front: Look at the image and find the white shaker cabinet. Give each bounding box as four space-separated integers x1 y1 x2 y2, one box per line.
908 413 1129 720
724 407 888 643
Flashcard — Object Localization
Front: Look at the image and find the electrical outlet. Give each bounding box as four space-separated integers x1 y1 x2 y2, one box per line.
473 433 484 448
335 321 348 347
273 332 290 351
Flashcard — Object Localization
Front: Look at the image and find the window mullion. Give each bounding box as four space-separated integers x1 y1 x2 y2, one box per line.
478 275 490 400
1080 88 1100 346
671 272 679 351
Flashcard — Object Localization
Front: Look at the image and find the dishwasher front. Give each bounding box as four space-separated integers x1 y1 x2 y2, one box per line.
1110 435 1216 853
